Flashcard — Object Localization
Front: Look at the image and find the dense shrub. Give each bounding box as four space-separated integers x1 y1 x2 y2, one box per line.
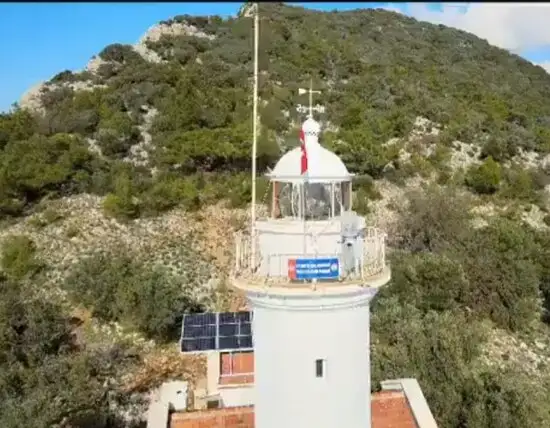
396 186 474 253
0 276 140 428
102 172 140 221
0 235 43 280
459 218 541 331
465 157 502 194
140 172 200 215
63 252 204 340
0 133 95 212
386 251 466 312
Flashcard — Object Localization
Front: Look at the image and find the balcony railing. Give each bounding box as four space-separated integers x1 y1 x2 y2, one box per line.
233 226 386 284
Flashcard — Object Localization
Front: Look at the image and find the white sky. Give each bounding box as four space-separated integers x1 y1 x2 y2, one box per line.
386 3 550 71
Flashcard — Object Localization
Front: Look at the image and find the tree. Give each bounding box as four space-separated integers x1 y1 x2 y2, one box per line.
0 133 94 205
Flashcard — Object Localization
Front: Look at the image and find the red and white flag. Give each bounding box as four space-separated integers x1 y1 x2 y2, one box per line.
299 128 308 175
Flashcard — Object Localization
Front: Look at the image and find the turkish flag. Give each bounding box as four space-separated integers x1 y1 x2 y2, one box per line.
288 259 297 279
299 129 308 175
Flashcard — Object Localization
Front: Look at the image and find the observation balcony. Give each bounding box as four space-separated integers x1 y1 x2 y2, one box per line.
232 220 389 290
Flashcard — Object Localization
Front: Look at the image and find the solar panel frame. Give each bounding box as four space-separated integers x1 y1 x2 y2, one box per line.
180 311 254 354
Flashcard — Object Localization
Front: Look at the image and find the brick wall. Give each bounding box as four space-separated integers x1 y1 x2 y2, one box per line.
219 351 254 385
170 391 418 428
170 406 254 428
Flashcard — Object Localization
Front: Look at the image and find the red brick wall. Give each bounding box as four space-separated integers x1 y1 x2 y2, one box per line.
171 406 254 428
170 391 418 428
219 351 254 385
372 391 418 428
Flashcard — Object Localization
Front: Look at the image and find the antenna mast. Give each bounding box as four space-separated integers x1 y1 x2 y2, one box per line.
308 79 315 118
248 2 259 271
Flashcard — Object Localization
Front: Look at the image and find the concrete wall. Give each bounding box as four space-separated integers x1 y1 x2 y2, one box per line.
219 386 256 408
249 287 377 428
256 219 342 277
205 351 255 408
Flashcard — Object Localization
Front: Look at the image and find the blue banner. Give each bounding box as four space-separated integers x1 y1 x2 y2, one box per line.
288 258 339 280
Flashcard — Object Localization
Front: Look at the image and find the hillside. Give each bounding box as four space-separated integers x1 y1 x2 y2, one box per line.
2 3 550 427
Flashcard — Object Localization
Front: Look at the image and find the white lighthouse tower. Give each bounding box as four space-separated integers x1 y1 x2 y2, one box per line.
232 88 391 428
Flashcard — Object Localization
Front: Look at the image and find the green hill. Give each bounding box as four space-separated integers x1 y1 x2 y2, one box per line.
2 3 550 428
3 2 550 219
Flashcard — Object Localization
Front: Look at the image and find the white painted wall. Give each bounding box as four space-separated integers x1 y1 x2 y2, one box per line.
159 381 188 411
205 351 255 408
249 287 377 428
219 386 255 407
206 351 220 395
255 218 373 277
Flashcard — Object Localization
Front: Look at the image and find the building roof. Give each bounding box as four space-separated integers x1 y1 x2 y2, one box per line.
268 117 351 184
169 390 418 428
268 143 351 183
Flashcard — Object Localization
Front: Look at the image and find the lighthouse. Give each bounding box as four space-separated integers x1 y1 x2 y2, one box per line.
232 89 391 428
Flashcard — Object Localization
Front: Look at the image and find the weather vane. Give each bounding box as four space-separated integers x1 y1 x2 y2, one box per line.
296 79 325 118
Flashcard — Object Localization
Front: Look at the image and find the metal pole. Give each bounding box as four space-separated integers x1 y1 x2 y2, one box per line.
308 78 313 118
251 3 259 271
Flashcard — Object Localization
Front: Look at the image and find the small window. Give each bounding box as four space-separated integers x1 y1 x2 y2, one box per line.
315 359 325 378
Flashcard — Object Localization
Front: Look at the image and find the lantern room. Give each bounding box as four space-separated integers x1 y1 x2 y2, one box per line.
267 117 353 220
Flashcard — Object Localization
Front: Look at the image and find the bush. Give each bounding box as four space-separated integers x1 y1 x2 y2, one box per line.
98 44 142 64
396 186 474 253
371 299 487 427
499 167 539 203
102 193 139 221
0 133 95 208
63 252 204 340
386 251 467 312
95 128 136 158
141 173 201 216
459 218 541 331
465 157 502 194
0 235 42 280
0 276 140 428
102 173 140 221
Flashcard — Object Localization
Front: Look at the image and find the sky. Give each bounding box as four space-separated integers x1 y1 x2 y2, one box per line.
1 2 550 112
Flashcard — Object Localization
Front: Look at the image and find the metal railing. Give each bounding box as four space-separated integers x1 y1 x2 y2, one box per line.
234 226 386 283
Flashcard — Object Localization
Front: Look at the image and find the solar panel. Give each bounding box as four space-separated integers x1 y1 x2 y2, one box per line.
219 324 238 336
239 336 253 348
219 336 239 350
181 337 217 352
239 323 251 335
219 312 236 324
184 312 216 326
180 311 254 353
237 311 251 322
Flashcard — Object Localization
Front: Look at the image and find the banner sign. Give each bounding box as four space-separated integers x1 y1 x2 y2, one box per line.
288 258 339 280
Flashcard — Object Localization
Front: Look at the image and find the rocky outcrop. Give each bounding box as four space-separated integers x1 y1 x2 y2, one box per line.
19 19 216 111
19 82 48 114
132 21 216 64
124 106 158 166
0 194 221 306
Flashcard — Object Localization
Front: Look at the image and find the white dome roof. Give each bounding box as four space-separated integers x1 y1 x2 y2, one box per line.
269 143 351 183
302 117 321 136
